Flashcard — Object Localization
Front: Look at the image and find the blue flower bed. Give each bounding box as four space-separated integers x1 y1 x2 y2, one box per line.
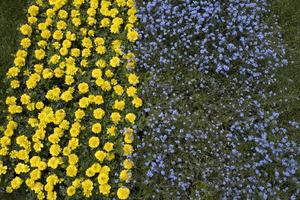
132 0 300 199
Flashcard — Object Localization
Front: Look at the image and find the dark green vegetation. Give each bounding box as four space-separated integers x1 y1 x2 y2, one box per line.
271 0 300 122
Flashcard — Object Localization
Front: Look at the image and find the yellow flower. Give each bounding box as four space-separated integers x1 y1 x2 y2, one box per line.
132 97 142 108
59 47 69 56
79 97 90 108
41 29 51 39
57 20 67 30
65 75 75 85
20 24 32 36
61 90 73 102
10 80 19 89
35 49 46 60
71 48 80 57
92 123 102 134
82 37 93 48
75 109 85 120
28 5 39 16
78 82 89 94
119 170 131 182
94 44 105 54
123 159 134 170
49 144 61 156
46 8 55 17
58 10 68 19
107 126 116 136
72 178 81 188
103 142 114 152
20 94 31 105
66 165 78 177
95 59 106 68
14 57 25 67
93 108 105 119
88 137 100 149
105 69 114 78
94 95 104 105
94 37 105 46
81 179 93 197
114 85 124 96
72 17 81 27
20 38 31 48
6 186 13 193
97 173 109 185
125 113 136 124
95 150 107 162
99 184 111 195
0 163 7 175
14 163 30 174
113 100 125 111
35 102 44 110
92 69 102 79
127 29 138 42
117 186 130 200
53 30 63 40
111 112 121 124
128 73 139 85
100 18 110 27
11 176 23 190
7 67 20 77
46 87 61 101
68 154 79 165
30 169 41 180
67 186 76 196
110 56 120 67
47 157 62 169
123 144 133 155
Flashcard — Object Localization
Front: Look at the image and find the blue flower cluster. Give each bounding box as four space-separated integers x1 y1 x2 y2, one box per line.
135 0 287 77
132 0 299 199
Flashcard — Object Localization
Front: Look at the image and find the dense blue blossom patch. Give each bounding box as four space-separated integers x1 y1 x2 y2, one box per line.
131 0 300 199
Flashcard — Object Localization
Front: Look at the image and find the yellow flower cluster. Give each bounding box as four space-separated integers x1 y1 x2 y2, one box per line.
1 0 141 199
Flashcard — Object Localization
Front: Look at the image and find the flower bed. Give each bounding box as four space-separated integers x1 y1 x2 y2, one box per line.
1 0 141 199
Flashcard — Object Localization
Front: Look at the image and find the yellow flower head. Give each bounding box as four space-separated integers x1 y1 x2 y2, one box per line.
78 82 89 94
88 137 100 149
117 186 130 200
92 123 102 134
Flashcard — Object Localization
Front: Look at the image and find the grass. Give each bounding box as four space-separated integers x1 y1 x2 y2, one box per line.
271 0 300 122
0 0 299 199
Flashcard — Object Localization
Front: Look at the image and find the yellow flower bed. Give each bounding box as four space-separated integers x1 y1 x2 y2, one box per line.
1 0 141 199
